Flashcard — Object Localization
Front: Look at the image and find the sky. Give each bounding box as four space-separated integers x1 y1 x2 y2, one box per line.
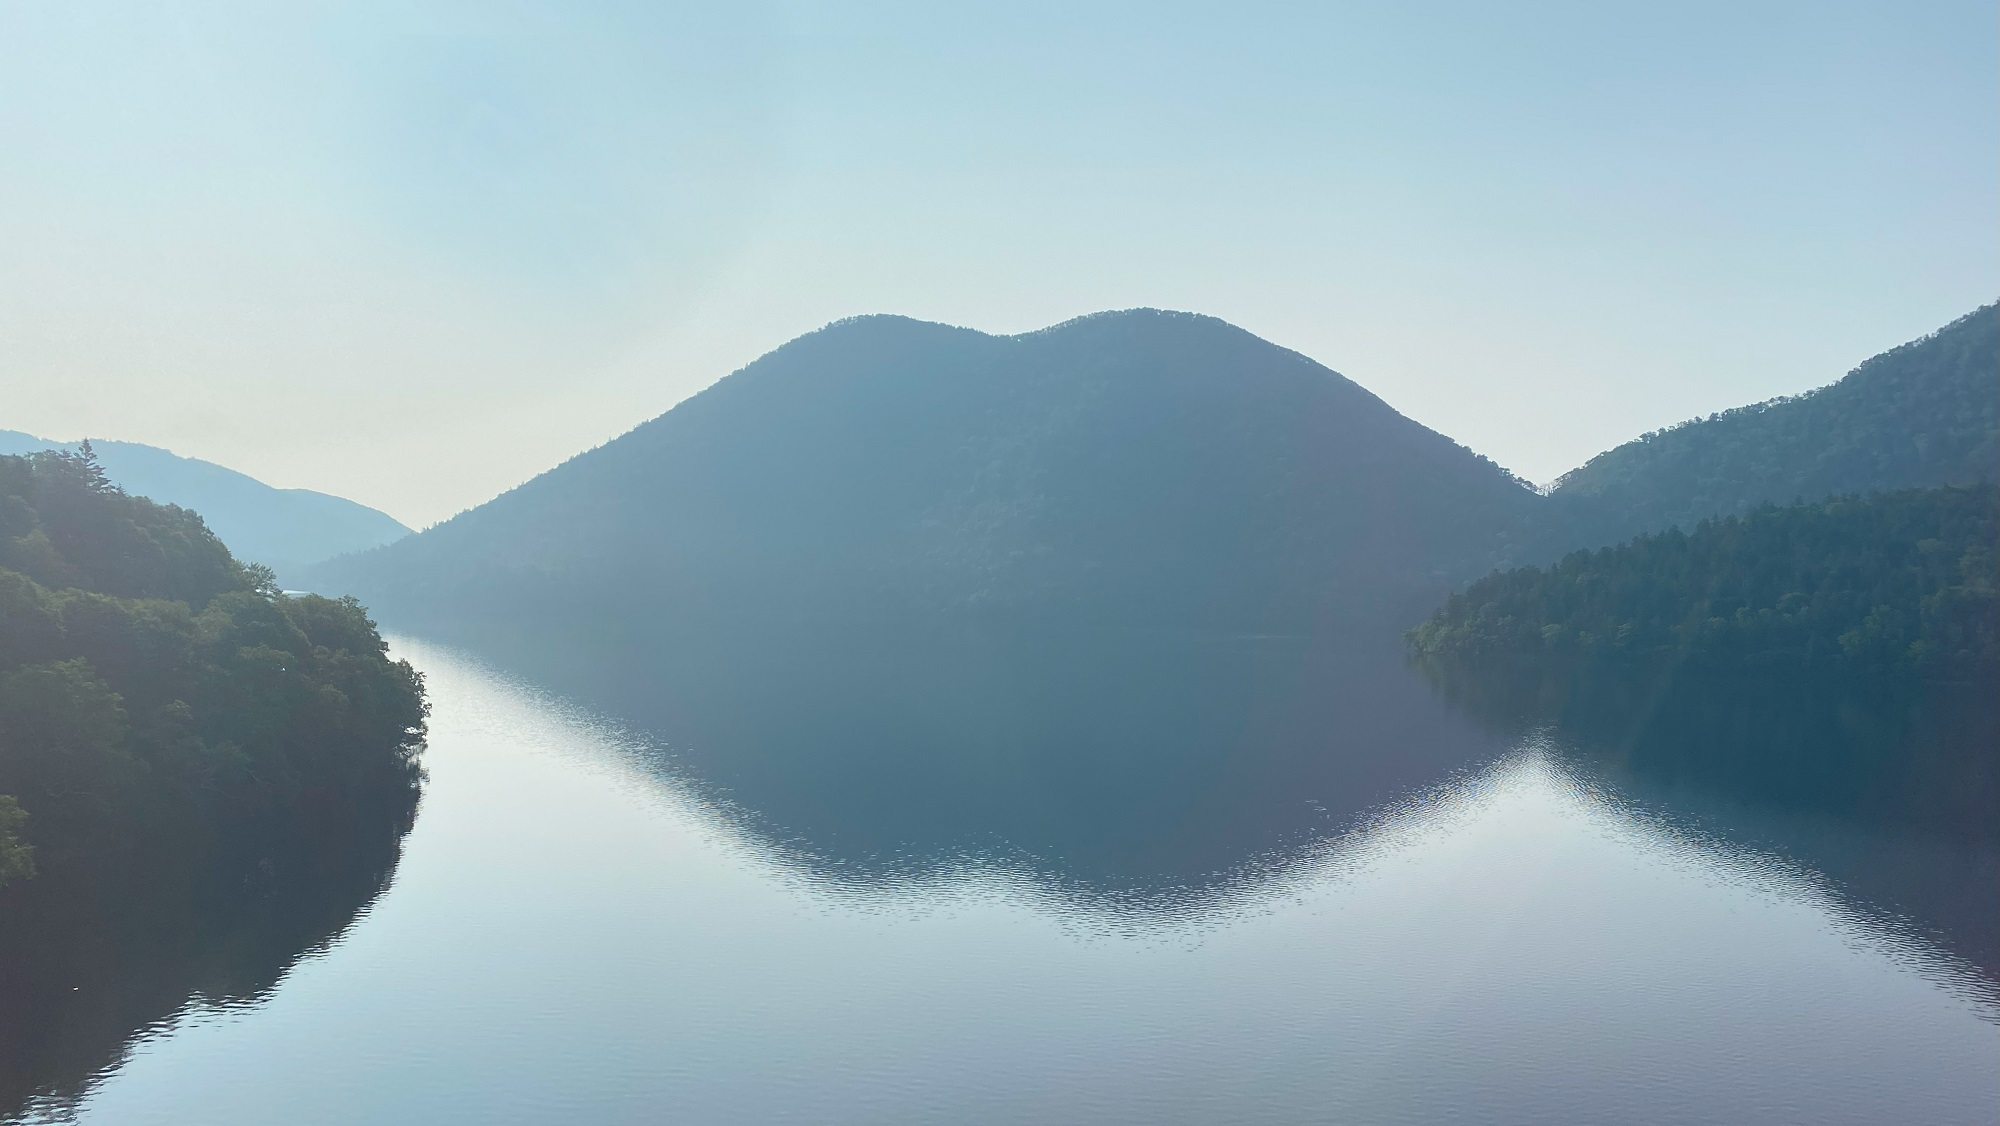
2 1 1994 528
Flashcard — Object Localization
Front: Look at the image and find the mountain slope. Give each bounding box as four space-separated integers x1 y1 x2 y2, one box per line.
0 434 411 582
312 310 1542 632
1415 485 1999 678
1547 304 1998 548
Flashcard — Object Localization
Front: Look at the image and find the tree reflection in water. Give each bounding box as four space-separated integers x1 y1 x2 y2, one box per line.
1414 653 2000 981
0 788 418 1120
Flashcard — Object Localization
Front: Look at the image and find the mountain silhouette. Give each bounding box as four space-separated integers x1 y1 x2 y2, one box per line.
311 304 1997 635
1545 304 1998 549
0 433 410 584
312 310 1541 633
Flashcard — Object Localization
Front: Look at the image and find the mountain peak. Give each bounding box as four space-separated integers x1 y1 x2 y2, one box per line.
313 311 1539 632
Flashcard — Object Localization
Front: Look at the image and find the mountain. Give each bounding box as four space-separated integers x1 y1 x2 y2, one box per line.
0 433 410 583
310 304 1996 639
1407 305 2000 862
310 310 1543 633
1545 304 1998 549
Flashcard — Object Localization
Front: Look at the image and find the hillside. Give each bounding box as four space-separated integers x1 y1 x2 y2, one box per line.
1411 485 1999 680
310 310 1543 633
0 446 427 888
1546 305 1998 549
0 432 411 582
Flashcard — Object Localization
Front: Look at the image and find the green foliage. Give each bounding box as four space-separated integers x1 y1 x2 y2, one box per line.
1410 485 1999 681
1548 305 1998 548
0 444 250 607
0 796 32 887
0 431 412 584
0 452 426 892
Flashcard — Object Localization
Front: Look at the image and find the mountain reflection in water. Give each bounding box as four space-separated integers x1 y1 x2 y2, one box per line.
428 615 1998 982
1417 654 2000 982
426 619 1516 908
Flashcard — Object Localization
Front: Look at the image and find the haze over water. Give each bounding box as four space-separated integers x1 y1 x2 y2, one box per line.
25 632 1997 1125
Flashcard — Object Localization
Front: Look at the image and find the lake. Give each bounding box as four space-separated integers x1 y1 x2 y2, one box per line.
11 627 1998 1124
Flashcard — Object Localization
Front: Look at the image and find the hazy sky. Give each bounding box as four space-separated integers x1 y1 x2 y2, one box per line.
3 1 1994 527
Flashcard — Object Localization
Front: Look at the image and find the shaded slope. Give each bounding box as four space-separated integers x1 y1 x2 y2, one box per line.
1547 304 1998 549
314 310 1541 633
1413 485 1999 679
0 433 411 582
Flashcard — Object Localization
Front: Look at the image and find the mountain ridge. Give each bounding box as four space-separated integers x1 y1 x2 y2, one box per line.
1543 303 1997 548
309 302 1996 637
312 308 1542 632
0 433 411 583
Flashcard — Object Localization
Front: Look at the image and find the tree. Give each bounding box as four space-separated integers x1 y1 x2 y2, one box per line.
72 439 115 495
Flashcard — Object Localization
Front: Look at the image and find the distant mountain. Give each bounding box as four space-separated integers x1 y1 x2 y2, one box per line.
1546 304 1998 549
309 304 1996 638
0 433 410 583
311 310 1542 633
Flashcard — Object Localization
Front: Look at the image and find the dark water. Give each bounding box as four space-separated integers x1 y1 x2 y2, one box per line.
9 625 1997 1124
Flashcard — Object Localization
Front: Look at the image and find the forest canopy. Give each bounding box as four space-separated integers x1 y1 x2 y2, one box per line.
1410 485 1998 680
0 446 427 892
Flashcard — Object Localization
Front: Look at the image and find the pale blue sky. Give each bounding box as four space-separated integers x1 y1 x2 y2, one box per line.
3 1 1993 525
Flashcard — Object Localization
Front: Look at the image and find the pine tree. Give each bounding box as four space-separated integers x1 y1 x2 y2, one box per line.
73 438 114 494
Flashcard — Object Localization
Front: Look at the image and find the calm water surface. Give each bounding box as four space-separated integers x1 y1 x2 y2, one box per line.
22 632 2000 1124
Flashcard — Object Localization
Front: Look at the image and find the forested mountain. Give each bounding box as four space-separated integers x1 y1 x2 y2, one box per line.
0 432 410 583
1545 305 1998 549
1404 308 2000 845
308 303 1993 639
311 310 1543 633
1411 485 1998 680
